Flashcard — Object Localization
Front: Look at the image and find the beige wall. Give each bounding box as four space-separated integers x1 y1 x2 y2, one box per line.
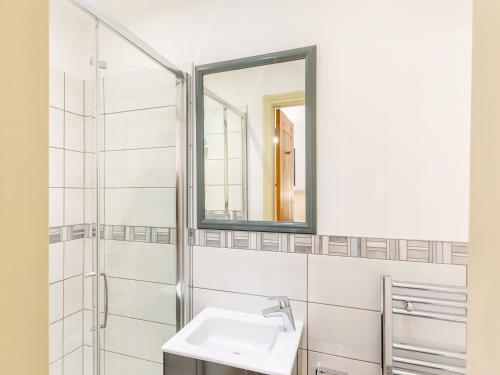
0 1 48 375
468 0 500 373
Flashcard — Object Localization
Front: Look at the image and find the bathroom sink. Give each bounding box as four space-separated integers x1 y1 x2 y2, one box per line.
162 307 303 375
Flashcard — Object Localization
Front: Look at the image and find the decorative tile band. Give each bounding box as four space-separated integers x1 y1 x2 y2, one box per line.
193 229 468 265
49 224 176 245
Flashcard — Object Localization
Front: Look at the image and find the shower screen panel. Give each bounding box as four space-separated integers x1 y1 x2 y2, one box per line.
88 22 182 375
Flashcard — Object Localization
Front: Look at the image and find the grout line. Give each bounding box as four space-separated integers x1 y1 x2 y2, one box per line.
49 344 83 366
103 103 176 116
107 312 177 327
103 186 176 189
308 349 381 366
192 286 307 303
106 275 176 286
104 145 176 152
102 349 163 365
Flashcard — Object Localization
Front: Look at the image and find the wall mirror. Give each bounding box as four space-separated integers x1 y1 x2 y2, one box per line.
196 46 316 233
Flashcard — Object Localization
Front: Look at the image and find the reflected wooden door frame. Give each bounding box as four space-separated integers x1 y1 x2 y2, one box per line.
262 90 305 221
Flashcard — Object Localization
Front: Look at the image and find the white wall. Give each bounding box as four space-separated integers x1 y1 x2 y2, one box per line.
96 0 472 241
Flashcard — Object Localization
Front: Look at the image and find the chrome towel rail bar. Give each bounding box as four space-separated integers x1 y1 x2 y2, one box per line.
392 343 466 360
381 275 467 375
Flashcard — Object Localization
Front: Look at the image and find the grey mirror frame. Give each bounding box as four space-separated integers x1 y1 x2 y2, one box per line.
195 45 317 234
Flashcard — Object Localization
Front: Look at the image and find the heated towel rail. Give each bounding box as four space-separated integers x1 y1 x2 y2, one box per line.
381 275 467 375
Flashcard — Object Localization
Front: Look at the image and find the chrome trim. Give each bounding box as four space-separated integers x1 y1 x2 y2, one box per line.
204 88 246 118
393 356 466 374
175 76 188 331
381 275 393 375
93 17 102 375
392 370 423 375
67 0 185 80
241 112 248 219
393 281 467 295
100 272 108 329
392 308 467 323
392 295 467 309
262 296 296 332
392 343 466 360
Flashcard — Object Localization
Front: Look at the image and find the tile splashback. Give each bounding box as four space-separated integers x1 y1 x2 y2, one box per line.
193 229 468 265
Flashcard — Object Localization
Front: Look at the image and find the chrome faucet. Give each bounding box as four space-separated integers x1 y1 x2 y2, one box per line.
262 296 296 332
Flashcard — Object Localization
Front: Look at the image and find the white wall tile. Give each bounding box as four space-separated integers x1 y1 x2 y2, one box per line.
107 278 176 325
50 68 64 109
64 239 84 279
84 153 95 188
193 287 308 349
308 255 466 310
65 151 84 188
65 74 84 115
105 107 176 150
65 112 85 152
308 351 380 375
104 315 175 363
84 277 93 310
49 359 62 375
64 311 83 355
204 159 225 186
64 347 83 375
49 282 63 324
204 134 224 159
83 346 96 375
105 350 163 375
105 188 176 227
193 246 307 300
105 241 176 284
49 148 64 187
205 186 225 211
49 243 64 283
65 188 84 225
84 81 95 117
394 314 466 353
84 189 95 223
308 303 380 364
84 238 93 274
49 107 65 148
49 320 63 363
83 310 94 347
49 188 64 227
84 117 95 153
64 276 83 317
104 148 176 188
103 70 176 113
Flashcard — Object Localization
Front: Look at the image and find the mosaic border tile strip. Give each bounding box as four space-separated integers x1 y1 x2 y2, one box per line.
49 224 176 245
193 229 468 265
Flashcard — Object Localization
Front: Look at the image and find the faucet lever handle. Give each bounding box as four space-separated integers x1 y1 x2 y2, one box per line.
268 295 290 307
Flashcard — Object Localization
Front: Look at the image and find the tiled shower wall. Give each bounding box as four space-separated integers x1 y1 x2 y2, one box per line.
191 229 468 375
49 68 89 375
83 70 178 375
50 68 179 375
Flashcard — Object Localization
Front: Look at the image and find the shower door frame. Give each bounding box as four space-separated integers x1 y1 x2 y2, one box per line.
65 1 190 374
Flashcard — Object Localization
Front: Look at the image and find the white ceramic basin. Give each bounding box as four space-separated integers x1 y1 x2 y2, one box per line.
162 307 303 375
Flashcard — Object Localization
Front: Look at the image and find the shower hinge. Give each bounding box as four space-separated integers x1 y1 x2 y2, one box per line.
89 56 108 69
187 228 195 246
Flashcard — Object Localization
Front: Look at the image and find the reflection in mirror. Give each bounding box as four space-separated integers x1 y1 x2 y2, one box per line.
203 59 305 222
197 46 316 233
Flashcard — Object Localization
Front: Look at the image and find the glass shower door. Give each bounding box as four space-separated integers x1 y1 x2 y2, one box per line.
88 21 182 375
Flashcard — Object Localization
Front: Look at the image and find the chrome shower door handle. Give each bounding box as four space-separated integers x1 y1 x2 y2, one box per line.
100 272 108 329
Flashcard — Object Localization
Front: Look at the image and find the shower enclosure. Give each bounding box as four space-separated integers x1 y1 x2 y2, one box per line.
48 1 188 374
